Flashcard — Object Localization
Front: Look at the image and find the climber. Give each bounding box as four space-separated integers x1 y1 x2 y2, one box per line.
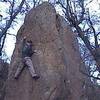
14 36 40 80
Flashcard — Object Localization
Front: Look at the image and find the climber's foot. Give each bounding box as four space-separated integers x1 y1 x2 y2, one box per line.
14 76 18 79
32 74 40 80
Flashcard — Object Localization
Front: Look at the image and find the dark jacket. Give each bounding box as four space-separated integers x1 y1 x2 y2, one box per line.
22 39 34 57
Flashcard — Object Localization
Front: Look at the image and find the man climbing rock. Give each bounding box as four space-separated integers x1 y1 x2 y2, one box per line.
14 36 40 80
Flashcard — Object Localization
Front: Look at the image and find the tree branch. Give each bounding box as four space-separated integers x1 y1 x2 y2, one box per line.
80 69 100 80
0 0 25 55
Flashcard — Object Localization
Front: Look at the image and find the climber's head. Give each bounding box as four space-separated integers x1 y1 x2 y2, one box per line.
27 40 32 44
26 40 33 46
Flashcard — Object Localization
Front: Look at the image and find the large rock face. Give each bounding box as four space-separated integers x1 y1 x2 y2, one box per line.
5 2 86 100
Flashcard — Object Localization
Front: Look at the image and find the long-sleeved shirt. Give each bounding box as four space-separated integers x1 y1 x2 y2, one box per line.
22 39 34 57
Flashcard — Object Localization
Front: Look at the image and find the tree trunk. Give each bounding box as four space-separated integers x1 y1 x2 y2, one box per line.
5 2 87 100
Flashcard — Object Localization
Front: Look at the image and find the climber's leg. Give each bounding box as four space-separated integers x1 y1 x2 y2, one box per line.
24 57 40 79
14 64 24 79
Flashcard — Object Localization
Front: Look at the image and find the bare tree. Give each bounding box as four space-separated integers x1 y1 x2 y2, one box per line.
56 0 100 75
0 0 44 58
0 0 26 56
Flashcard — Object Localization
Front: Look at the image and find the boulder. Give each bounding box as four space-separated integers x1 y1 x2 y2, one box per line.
5 2 86 100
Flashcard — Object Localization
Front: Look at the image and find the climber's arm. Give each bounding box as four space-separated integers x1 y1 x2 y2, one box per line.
29 47 36 56
19 36 27 57
22 36 26 46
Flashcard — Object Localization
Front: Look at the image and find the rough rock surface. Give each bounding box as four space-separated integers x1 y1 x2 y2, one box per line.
5 2 86 100
0 59 8 100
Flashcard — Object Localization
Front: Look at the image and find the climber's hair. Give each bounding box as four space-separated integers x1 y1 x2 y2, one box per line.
27 40 32 43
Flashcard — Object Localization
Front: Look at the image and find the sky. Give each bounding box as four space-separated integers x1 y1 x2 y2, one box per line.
0 1 25 61
0 0 100 59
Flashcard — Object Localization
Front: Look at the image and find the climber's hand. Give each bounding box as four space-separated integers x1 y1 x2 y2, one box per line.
34 50 38 53
34 50 42 55
23 36 26 40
